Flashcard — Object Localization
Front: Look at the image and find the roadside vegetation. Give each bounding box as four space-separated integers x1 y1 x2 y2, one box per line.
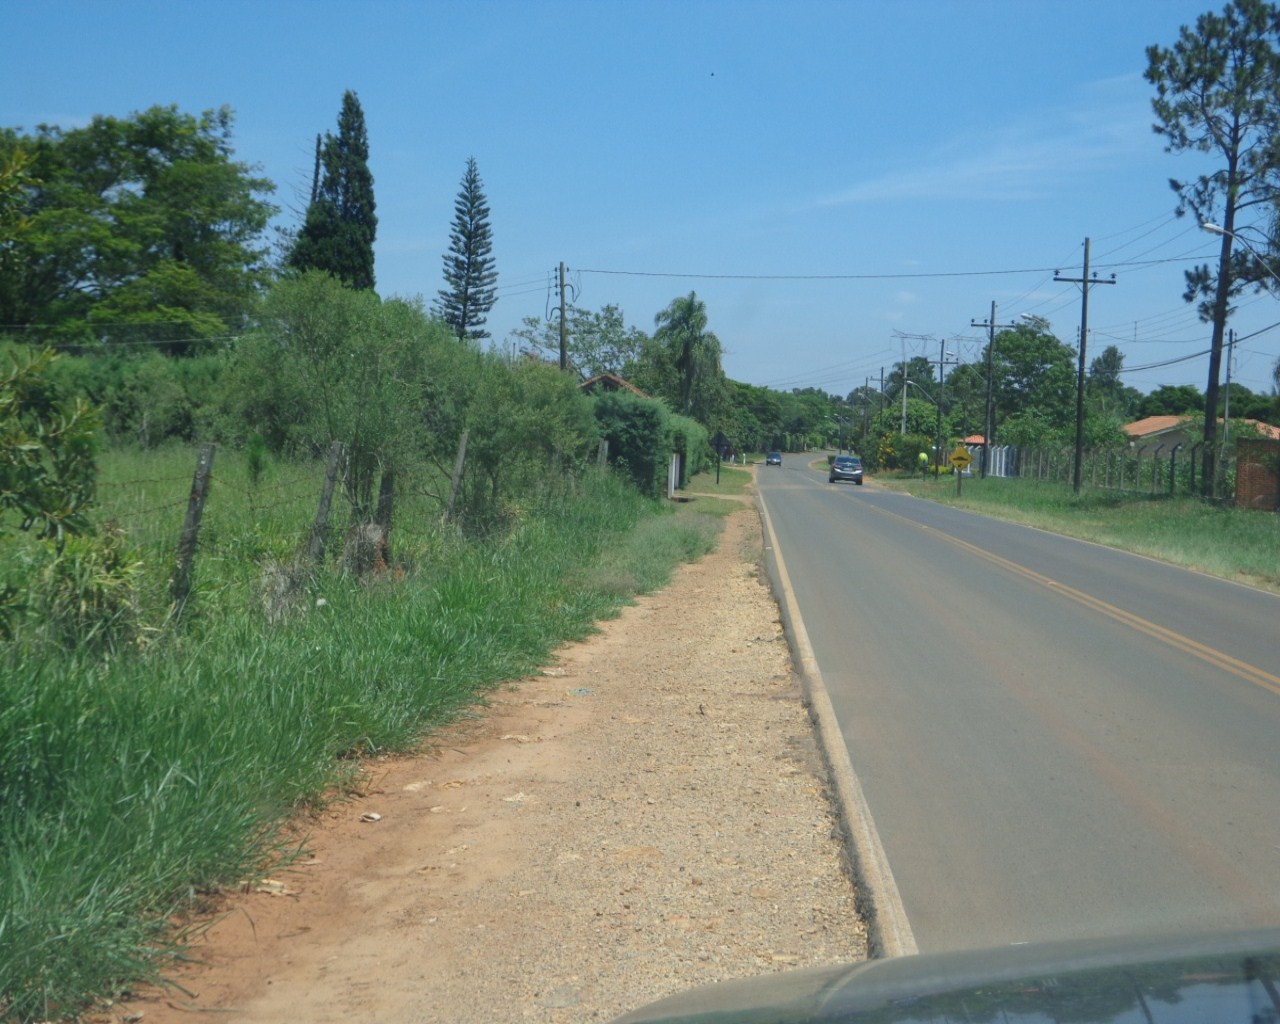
0 432 723 1021
7 9 1280 1013
875 470 1280 592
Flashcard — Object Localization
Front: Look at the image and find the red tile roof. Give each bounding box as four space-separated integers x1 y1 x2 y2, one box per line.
1123 415 1280 440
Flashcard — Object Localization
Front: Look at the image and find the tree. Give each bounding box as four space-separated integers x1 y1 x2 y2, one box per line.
463 356 597 519
649 292 724 420
1146 0 1280 492
509 303 648 379
0 346 99 545
1137 383 1204 417
885 356 936 403
229 274 448 534
0 108 276 351
1087 344 1141 420
943 362 987 440
289 90 377 291
989 322 1077 433
436 157 497 341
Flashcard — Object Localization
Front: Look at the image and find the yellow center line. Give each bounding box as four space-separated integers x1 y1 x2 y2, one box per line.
877 503 1280 697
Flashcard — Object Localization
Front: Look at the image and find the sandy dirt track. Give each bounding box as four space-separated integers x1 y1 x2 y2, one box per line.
109 495 866 1024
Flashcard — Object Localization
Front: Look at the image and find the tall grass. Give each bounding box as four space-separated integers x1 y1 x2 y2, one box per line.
0 450 722 1021
879 472 1280 590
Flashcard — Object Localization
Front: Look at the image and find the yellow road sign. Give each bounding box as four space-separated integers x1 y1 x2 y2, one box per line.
949 446 973 470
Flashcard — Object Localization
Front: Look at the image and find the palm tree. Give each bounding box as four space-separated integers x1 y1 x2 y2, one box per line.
653 292 722 418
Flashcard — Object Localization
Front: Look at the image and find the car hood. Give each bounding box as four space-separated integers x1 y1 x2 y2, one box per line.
610 928 1280 1024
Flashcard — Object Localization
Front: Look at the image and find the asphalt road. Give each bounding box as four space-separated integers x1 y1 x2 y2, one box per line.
755 459 1280 955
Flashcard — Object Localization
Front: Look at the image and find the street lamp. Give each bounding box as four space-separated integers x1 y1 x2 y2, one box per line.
902 379 938 406
904 378 943 475
828 414 850 453
1202 222 1280 288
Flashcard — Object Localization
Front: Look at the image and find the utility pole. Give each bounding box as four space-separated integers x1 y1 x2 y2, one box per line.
1055 238 1115 493
558 261 568 372
879 367 885 436
934 340 960 478
862 376 871 444
1222 328 1235 451
971 302 1016 478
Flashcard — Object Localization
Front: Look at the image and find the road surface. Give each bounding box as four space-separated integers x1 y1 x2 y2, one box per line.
756 459 1280 954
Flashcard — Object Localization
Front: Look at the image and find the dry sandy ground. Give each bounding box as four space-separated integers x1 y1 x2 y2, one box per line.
108 494 866 1024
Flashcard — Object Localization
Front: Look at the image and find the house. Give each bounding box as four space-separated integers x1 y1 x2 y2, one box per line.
1122 415 1280 450
578 372 649 399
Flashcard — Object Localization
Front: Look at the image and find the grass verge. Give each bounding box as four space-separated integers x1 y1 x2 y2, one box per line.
0 467 725 1022
875 471 1280 592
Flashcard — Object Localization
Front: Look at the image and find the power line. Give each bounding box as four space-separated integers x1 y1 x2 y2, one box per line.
576 253 1206 284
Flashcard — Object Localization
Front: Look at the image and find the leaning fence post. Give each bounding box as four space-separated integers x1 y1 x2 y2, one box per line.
309 441 345 564
171 442 216 612
445 429 469 524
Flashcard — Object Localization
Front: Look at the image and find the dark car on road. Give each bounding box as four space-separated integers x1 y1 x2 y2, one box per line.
766 451 782 465
829 455 863 484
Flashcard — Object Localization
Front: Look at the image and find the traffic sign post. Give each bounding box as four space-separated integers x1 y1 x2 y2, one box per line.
948 446 972 496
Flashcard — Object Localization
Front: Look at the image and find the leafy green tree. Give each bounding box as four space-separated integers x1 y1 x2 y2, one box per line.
0 347 99 545
1137 383 1204 417
989 322 1076 433
463 357 597 521
1087 344 1142 421
510 303 648 379
885 356 937 404
436 157 497 341
0 107 276 351
289 90 377 291
648 292 724 421
229 273 447 526
943 362 986 440
1146 0 1280 491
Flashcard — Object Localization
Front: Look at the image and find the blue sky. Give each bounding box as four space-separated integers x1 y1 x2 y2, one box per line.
7 0 1280 400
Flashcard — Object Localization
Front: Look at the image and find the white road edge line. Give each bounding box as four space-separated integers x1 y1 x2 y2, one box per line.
755 489 919 960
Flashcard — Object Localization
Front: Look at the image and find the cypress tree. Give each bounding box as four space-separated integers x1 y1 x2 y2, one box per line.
289 90 377 290
436 157 497 341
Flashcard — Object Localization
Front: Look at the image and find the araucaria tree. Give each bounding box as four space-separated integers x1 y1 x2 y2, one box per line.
436 157 497 341
1146 0 1280 494
289 90 377 291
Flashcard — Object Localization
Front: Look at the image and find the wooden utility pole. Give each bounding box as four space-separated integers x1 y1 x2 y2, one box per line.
1055 238 1115 493
558 261 568 372
971 302 1016 478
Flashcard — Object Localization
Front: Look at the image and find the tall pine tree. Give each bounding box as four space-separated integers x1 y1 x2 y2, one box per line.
289 90 377 290
436 157 497 341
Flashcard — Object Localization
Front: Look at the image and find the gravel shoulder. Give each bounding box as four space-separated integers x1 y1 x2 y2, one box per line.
111 491 867 1024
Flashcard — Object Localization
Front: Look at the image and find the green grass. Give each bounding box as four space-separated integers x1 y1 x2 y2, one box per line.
687 462 753 497
0 453 725 1022
877 471 1280 592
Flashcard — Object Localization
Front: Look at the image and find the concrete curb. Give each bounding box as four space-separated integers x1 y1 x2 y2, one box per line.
753 490 918 960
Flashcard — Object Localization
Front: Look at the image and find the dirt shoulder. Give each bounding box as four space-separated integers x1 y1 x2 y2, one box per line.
110 491 866 1024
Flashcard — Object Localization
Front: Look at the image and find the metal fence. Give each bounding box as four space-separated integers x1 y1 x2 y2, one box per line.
986 442 1233 497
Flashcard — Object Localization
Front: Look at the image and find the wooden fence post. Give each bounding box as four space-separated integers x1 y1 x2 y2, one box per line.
309 441 345 564
171 443 216 611
445 429 469 524
374 467 394 569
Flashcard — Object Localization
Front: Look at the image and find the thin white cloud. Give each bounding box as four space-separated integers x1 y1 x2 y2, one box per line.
814 76 1153 208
